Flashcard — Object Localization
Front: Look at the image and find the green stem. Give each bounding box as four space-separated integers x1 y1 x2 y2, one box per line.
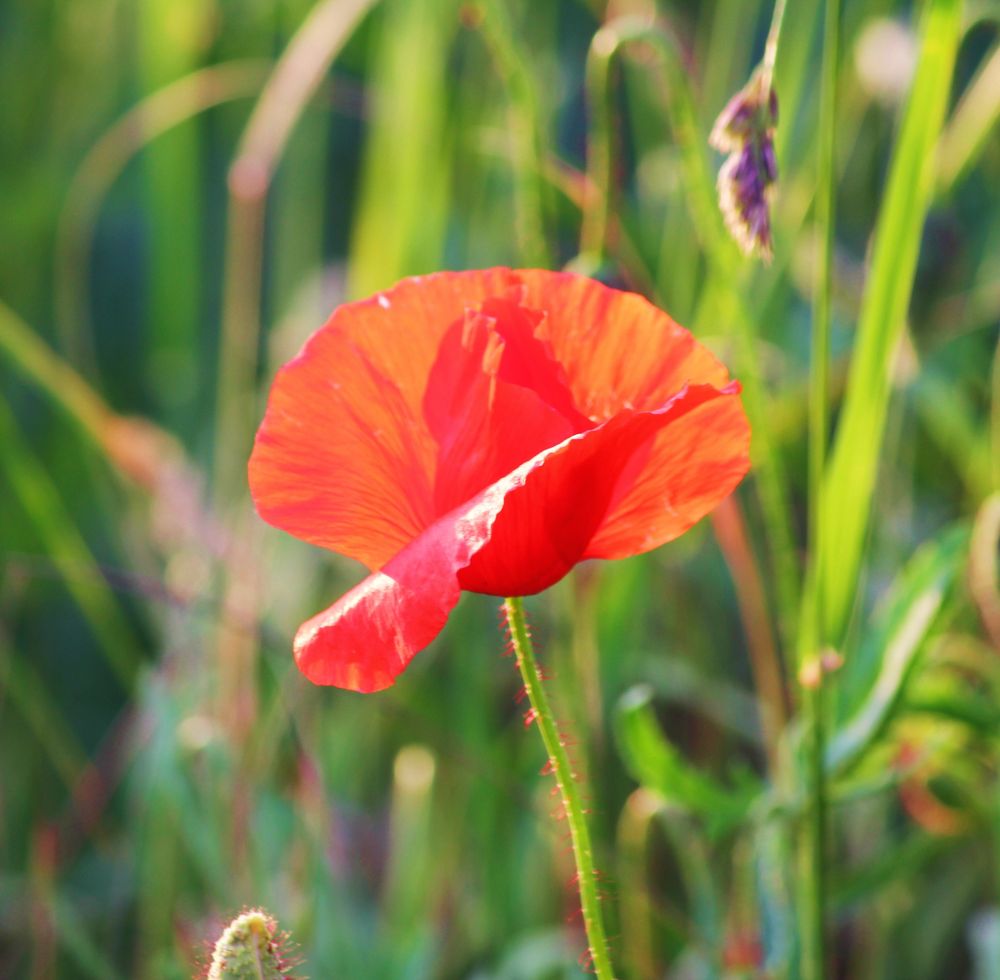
579 17 800 654
761 0 789 87
213 0 375 509
0 299 112 444
477 0 553 268
503 597 615 980
798 0 840 975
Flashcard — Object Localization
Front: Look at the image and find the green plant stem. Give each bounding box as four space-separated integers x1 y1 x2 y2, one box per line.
798 0 840 975
54 61 269 371
213 0 376 509
0 299 112 444
579 17 800 654
761 0 789 87
477 0 552 267
503 597 615 980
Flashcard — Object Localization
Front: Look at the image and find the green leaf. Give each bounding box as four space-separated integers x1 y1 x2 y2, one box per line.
827 524 969 773
614 685 762 837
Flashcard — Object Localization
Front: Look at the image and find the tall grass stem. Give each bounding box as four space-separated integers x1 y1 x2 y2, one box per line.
580 17 800 655
477 0 553 267
797 0 840 972
213 0 375 507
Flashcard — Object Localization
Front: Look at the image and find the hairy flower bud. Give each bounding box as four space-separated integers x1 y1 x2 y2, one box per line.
207 909 293 980
709 70 779 260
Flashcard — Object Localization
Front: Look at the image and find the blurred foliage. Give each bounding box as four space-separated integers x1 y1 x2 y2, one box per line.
0 0 998 977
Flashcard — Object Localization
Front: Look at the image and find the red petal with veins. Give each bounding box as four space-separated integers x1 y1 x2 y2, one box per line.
249 269 521 570
516 269 732 417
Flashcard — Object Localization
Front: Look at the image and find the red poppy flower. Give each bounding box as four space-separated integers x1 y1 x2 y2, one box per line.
249 269 750 692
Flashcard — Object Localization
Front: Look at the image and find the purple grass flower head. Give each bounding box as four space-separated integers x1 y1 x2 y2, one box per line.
710 69 779 261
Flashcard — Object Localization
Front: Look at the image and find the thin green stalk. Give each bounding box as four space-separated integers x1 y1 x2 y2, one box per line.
797 0 840 974
503 597 615 980
213 0 376 508
761 0 789 88
0 395 140 688
477 0 553 267
54 62 269 369
579 17 800 653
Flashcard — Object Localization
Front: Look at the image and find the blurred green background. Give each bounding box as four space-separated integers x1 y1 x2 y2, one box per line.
1 0 998 976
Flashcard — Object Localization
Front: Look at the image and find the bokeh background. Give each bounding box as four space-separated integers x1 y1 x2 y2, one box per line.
1 0 998 977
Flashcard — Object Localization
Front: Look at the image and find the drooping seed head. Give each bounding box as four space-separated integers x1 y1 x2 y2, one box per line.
710 69 779 261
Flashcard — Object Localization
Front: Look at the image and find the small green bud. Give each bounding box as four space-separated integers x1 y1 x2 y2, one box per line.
207 909 292 980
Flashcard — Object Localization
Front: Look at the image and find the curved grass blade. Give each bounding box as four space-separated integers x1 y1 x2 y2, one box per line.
615 685 763 838
826 524 969 774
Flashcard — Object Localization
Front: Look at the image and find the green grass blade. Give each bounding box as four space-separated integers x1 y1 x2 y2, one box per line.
0 396 140 688
0 635 88 790
138 0 209 426
820 0 964 644
347 0 458 297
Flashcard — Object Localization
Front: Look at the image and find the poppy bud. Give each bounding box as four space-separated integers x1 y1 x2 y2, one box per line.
207 909 292 980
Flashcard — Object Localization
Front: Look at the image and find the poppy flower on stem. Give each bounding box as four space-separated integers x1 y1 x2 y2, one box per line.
249 268 750 693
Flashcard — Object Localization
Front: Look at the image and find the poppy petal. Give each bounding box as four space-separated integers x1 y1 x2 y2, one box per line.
422 303 590 514
515 270 732 419
249 269 521 570
458 383 737 597
292 384 742 691
584 385 750 560
293 493 497 692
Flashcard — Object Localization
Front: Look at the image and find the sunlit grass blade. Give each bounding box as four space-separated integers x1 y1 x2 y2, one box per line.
54 62 269 369
580 17 800 650
936 39 1000 193
347 0 459 297
820 0 963 645
0 395 140 687
0 298 112 445
615 685 763 837
138 0 210 425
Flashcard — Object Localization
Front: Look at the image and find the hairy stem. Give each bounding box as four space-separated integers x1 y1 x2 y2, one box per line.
503 597 615 980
